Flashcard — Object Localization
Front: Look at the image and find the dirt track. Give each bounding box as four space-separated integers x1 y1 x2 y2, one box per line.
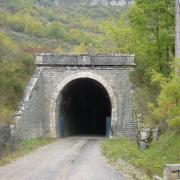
0 136 125 180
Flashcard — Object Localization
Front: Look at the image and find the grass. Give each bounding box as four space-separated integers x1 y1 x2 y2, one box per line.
102 131 180 178
0 137 56 166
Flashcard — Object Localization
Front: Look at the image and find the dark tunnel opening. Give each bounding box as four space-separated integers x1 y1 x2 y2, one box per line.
59 78 111 137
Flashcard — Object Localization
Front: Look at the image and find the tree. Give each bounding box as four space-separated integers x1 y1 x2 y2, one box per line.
47 22 65 39
97 0 176 129
24 15 45 37
6 15 26 32
152 74 180 130
0 32 17 60
129 0 175 75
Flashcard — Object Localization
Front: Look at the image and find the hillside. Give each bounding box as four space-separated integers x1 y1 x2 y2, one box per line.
0 0 129 52
0 0 179 133
0 0 132 124
0 1 179 178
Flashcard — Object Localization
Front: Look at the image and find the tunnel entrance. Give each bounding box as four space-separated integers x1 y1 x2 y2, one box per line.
58 78 112 137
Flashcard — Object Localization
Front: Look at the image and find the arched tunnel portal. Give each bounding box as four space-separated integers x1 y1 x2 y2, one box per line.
57 78 112 137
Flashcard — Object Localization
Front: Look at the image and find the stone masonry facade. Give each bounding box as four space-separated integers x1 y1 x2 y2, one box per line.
15 54 137 141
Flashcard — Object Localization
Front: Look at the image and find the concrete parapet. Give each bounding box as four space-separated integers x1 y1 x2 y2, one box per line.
164 164 180 180
154 164 180 180
36 54 135 67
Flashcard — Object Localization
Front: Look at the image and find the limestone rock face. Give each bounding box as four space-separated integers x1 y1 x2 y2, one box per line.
37 0 133 7
90 0 133 6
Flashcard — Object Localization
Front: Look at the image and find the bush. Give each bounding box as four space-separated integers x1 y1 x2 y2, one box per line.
5 13 46 37
0 32 17 59
46 22 66 39
6 15 26 32
24 15 45 37
0 32 34 125
102 131 180 177
153 76 180 130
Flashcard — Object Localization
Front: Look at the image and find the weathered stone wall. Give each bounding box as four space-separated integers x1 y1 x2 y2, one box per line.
15 54 137 140
42 67 136 139
15 68 46 141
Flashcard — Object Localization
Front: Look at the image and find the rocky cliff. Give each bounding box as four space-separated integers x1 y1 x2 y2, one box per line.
38 0 133 7
90 0 133 6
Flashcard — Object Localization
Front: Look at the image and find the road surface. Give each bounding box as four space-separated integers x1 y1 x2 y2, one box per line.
0 136 125 180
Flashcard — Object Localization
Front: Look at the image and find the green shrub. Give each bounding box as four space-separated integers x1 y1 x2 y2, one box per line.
0 32 17 58
6 15 26 32
152 74 180 130
46 22 66 39
24 16 45 37
0 32 34 125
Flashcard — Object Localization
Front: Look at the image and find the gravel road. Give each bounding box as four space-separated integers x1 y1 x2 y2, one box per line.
0 136 125 180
